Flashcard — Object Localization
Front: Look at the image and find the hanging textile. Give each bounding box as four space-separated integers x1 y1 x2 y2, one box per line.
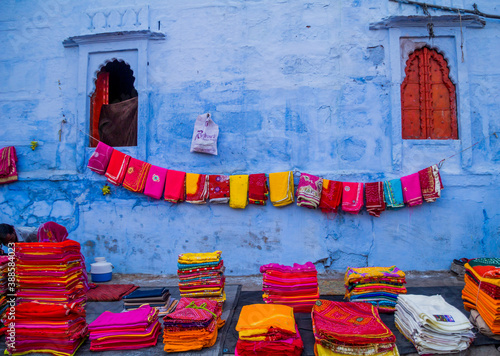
248 173 269 205
104 150 131 186
122 158 151 193
296 173 323 209
0 146 18 185
164 169 186 203
87 142 113 175
144 166 168 200
185 173 209 204
383 179 405 209
341 182 364 214
318 179 342 214
269 171 294 207
229 175 249 209
418 164 443 203
208 175 230 204
400 173 423 207
365 182 386 217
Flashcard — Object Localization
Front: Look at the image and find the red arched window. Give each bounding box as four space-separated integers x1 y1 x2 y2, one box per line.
401 47 458 140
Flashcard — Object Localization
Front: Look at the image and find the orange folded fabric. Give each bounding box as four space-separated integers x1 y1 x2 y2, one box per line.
123 158 151 193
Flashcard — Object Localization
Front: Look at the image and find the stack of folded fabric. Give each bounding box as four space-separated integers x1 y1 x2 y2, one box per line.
396 294 474 354
8 301 88 356
312 300 398 356
248 173 269 205
15 240 88 305
462 257 500 335
178 251 225 302
185 173 209 204
296 173 323 209
89 304 161 351
260 262 319 312
123 287 171 310
235 304 303 355
8 240 89 355
344 266 407 313
163 297 225 352
269 171 294 207
0 256 9 335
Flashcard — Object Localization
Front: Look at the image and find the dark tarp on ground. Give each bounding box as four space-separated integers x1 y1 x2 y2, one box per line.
221 286 500 356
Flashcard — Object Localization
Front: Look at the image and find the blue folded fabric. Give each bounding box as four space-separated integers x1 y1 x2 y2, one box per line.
122 287 169 299
384 179 404 208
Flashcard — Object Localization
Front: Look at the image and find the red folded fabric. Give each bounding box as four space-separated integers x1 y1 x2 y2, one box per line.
365 182 386 217
105 150 131 185
164 169 186 203
418 164 443 203
319 179 342 213
209 175 230 203
87 284 139 302
0 146 18 185
248 173 269 205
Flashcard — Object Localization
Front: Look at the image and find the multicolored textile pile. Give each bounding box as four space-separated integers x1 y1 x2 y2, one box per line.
8 240 89 356
235 304 303 356
396 294 474 354
0 256 9 335
8 301 88 356
260 262 319 312
178 251 225 302
312 300 398 356
344 266 407 313
462 257 500 335
88 305 161 351
163 297 225 352
123 287 171 310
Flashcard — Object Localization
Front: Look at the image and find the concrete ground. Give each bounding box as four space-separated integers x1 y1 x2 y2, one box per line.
103 270 500 356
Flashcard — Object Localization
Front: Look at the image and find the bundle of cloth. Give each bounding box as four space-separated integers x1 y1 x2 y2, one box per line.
396 294 474 354
235 304 303 356
209 174 230 204
6 301 88 356
248 173 269 205
122 287 171 311
88 304 161 351
344 266 407 313
312 300 398 356
229 174 249 209
185 173 209 204
177 251 225 302
0 256 9 335
462 257 500 336
260 262 319 312
15 239 88 305
163 297 225 352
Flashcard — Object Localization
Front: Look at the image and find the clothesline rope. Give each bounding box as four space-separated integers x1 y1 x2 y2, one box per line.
79 128 498 173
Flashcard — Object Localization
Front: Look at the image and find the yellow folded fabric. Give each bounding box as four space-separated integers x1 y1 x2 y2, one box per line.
229 175 249 209
269 171 294 207
178 251 222 263
315 343 400 356
236 304 296 336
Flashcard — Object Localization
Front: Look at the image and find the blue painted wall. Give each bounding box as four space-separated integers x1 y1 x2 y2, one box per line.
0 0 499 275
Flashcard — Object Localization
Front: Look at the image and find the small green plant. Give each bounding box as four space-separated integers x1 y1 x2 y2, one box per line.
102 184 111 196
30 141 38 151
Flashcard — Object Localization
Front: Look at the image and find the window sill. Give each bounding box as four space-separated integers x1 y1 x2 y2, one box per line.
403 139 460 146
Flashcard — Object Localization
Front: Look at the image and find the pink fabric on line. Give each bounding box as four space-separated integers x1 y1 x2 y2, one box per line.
400 173 423 207
341 182 364 214
260 262 317 274
89 305 157 330
37 221 68 243
164 169 186 203
87 142 114 174
144 165 168 199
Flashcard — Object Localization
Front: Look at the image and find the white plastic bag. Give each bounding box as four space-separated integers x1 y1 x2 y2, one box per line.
190 113 219 155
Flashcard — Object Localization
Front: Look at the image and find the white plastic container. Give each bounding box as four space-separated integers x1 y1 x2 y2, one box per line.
90 257 113 282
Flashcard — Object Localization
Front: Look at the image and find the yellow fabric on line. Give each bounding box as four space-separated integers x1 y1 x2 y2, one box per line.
229 175 249 209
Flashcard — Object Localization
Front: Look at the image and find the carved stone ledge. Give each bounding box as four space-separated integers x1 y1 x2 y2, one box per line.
370 15 485 30
62 30 165 48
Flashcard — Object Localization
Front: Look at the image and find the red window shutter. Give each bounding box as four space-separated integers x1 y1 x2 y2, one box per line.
401 47 458 140
90 71 109 147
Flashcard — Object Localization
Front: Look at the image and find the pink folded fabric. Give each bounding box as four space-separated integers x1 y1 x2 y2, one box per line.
296 173 323 209
164 169 186 203
260 262 317 274
89 305 157 331
144 166 168 199
87 142 114 174
400 173 423 207
341 182 364 214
